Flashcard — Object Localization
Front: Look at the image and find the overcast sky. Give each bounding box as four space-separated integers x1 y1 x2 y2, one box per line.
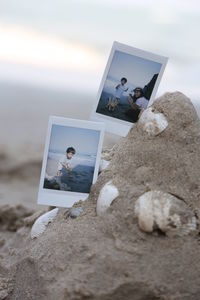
0 0 199 101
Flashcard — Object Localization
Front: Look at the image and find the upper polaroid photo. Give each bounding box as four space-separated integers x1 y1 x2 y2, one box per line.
90 41 168 136
38 116 105 208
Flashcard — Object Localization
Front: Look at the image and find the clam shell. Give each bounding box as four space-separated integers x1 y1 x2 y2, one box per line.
96 181 119 216
135 191 197 234
99 159 110 173
31 208 59 239
138 107 168 136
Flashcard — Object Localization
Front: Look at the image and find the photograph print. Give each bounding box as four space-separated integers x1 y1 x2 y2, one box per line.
91 42 168 136
38 116 104 207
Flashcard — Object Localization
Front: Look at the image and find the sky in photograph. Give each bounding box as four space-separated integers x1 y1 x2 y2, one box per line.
49 124 100 155
0 0 199 100
107 50 161 87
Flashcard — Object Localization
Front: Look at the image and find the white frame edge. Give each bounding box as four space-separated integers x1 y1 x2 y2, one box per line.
90 41 168 137
38 116 105 208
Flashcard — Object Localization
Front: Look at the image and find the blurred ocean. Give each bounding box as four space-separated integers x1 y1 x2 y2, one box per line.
48 152 96 170
0 82 119 161
45 151 96 193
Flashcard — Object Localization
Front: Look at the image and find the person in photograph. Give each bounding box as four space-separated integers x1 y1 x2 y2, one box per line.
125 87 149 122
107 77 128 111
57 147 76 176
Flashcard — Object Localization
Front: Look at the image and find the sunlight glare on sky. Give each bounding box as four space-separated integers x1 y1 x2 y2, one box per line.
0 23 103 72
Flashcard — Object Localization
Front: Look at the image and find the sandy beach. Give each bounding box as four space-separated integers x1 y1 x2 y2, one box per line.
1 92 200 299
0 1 200 298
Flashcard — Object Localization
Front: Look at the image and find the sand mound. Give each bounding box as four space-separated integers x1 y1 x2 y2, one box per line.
2 92 200 300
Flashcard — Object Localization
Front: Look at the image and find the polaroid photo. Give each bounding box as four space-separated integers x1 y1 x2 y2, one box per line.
38 116 105 208
90 41 168 136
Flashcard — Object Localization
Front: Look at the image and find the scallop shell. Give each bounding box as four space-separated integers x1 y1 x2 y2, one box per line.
135 191 197 235
96 181 119 216
31 208 59 239
138 107 168 136
99 159 110 173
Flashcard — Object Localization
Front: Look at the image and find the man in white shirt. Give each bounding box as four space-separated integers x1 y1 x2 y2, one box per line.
135 95 149 109
129 87 148 108
126 87 149 122
57 147 76 176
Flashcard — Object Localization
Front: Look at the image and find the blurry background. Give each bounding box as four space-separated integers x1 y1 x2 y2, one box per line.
0 0 200 208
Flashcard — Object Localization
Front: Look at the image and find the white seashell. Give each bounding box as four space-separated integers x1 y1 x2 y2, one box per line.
31 208 59 239
99 159 110 173
138 107 168 136
135 191 197 234
96 181 119 216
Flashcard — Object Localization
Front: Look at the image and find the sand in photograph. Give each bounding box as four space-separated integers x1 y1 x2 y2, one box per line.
96 90 134 122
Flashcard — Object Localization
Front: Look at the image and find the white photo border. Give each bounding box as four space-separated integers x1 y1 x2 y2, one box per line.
90 41 168 137
38 116 105 208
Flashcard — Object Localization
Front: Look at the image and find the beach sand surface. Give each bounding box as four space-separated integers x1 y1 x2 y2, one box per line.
2 92 200 300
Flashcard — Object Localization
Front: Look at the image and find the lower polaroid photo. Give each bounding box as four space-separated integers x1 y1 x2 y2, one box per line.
38 116 105 208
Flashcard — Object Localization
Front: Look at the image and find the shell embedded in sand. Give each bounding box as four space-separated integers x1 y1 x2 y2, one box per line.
31 208 59 239
138 107 168 136
96 181 119 216
69 207 83 218
99 159 110 173
135 191 197 234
